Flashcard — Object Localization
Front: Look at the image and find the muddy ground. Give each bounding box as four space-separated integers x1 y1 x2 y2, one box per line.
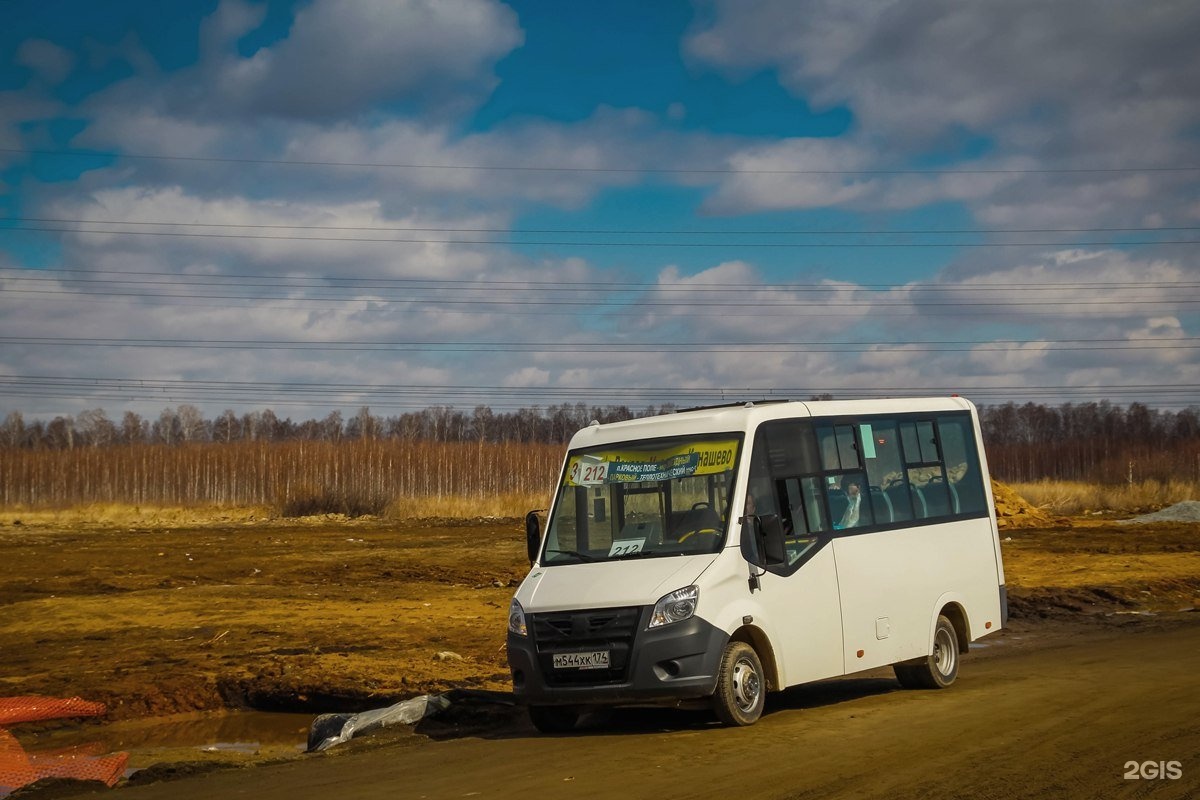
1 515 1198 719
0 514 529 720
0 512 1198 796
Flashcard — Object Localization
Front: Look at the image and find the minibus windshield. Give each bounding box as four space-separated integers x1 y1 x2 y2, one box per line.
542 434 742 565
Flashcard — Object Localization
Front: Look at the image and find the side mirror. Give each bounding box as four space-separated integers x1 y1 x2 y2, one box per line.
740 513 786 570
524 510 543 564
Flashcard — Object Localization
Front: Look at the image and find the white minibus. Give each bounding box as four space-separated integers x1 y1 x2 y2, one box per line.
507 397 1007 731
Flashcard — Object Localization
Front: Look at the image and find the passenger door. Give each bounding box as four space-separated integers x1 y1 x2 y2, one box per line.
747 423 845 686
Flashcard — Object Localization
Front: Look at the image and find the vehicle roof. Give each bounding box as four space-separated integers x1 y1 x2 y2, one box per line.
567 396 975 449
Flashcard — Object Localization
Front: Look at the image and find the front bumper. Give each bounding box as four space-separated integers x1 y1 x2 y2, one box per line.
507 605 728 706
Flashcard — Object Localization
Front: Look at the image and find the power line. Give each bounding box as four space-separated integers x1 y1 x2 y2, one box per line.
5 274 1198 300
0 336 1195 353
2 287 1196 309
6 216 1199 236
4 288 1196 318
4 147 1199 175
4 224 1198 248
5 266 1198 292
2 376 1197 413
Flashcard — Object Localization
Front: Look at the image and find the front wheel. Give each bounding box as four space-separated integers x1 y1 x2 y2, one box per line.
894 614 959 689
712 641 765 726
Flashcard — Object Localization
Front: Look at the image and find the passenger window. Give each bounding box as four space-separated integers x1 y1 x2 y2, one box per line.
817 424 861 471
828 471 873 530
860 420 912 524
937 416 987 515
778 476 830 536
901 419 949 518
900 420 940 465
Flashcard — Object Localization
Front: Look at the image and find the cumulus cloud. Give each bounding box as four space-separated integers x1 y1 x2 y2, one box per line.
194 0 522 121
688 0 1200 225
689 0 1200 148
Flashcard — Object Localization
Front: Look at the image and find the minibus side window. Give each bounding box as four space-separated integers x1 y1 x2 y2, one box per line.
859 420 912 524
936 415 987 515
899 420 951 518
817 424 861 472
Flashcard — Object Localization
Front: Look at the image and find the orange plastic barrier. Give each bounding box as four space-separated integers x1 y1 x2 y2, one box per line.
0 696 127 795
0 729 128 793
0 696 107 726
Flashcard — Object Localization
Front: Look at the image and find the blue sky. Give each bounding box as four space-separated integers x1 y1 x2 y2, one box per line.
1 0 1198 419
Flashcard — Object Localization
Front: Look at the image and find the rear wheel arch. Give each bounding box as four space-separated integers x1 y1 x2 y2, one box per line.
937 601 970 654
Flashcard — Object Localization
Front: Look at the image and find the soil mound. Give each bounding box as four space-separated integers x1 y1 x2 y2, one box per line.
1120 500 1200 525
992 480 1053 529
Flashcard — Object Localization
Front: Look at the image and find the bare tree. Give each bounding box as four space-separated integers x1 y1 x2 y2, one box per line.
76 408 117 448
177 404 209 442
121 411 147 444
213 409 241 443
1 411 25 448
154 408 181 445
353 406 381 440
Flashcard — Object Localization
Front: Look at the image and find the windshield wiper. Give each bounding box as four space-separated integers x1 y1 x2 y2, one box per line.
543 549 598 563
609 550 664 561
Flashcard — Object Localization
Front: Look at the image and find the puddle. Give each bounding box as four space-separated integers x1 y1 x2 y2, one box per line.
10 710 313 773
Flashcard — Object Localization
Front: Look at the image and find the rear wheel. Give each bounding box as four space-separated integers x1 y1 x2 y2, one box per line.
528 705 580 734
894 614 959 689
712 641 765 726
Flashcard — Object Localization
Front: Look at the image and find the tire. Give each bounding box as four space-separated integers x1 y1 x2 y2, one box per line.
712 641 766 726
894 614 959 689
528 705 580 734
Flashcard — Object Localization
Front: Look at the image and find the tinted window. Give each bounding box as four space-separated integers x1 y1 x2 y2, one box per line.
937 415 988 515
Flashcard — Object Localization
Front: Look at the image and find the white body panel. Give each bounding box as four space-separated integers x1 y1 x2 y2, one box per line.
515 555 715 611
743 545 845 686
832 520 1002 671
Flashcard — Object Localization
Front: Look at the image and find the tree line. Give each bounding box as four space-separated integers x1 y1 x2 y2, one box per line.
1 400 1198 492
0 403 670 450
980 401 1200 483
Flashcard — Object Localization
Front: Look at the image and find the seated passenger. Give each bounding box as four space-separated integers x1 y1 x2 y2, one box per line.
839 477 864 529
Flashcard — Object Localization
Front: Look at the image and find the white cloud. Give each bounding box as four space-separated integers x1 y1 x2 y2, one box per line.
16 39 75 85
197 0 522 121
689 0 1200 147
688 1 1200 225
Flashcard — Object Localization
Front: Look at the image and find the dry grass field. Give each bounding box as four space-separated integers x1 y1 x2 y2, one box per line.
1011 478 1200 516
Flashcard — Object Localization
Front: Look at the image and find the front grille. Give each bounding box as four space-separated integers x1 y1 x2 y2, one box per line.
530 606 642 685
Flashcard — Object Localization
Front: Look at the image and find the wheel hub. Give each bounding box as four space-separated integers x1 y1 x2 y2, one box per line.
732 658 761 711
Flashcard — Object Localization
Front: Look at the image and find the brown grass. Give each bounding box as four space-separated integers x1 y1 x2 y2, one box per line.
385 491 546 520
1011 479 1199 516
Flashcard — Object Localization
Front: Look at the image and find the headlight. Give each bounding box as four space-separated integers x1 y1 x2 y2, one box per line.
508 598 528 636
649 585 699 629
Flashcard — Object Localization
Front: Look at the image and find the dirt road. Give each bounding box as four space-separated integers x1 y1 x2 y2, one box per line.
111 616 1199 800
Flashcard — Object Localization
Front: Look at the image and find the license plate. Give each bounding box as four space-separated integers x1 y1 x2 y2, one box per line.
553 650 610 670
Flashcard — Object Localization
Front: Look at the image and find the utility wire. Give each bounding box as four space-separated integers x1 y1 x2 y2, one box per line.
3 224 1198 248
4 147 1199 175
0 287 1195 308
0 336 1195 352
6 216 1199 236
3 376 1197 413
4 266 1198 292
